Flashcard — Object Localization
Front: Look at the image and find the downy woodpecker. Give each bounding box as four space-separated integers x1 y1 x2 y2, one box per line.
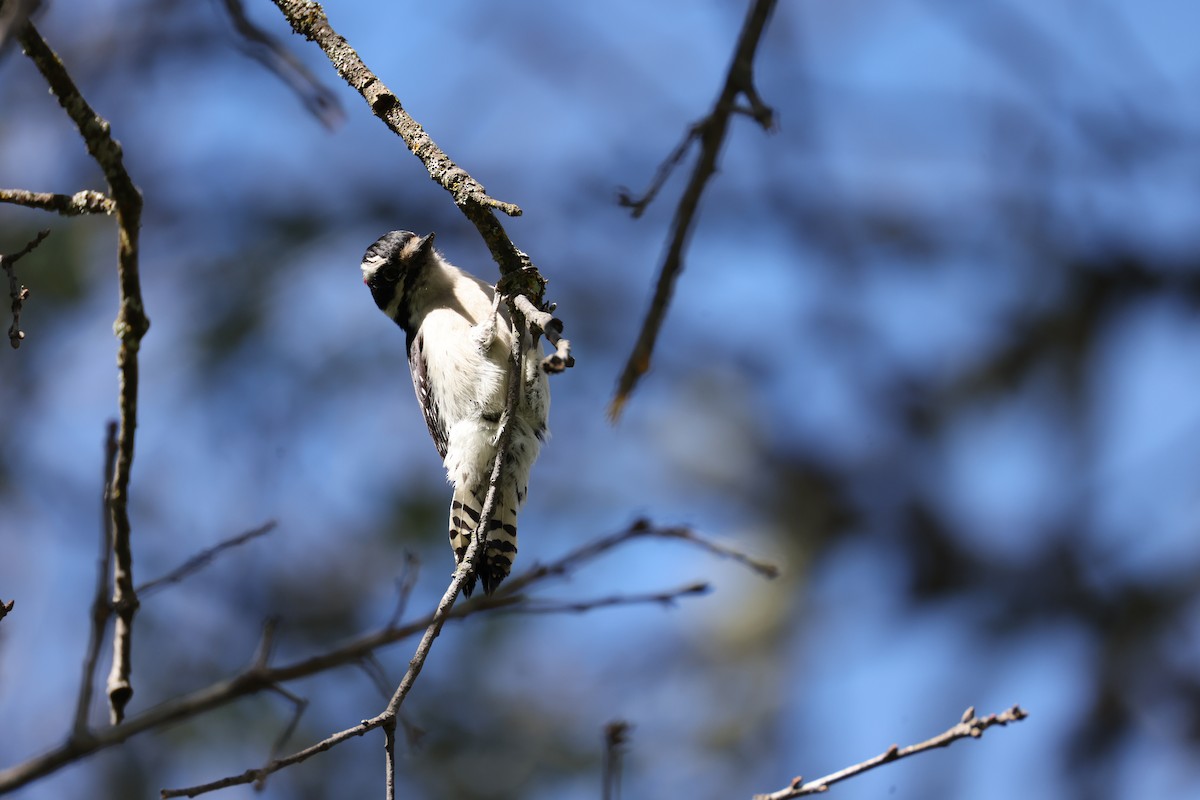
360 231 550 595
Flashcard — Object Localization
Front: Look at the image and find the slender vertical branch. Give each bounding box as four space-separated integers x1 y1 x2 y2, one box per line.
383 719 397 800
602 721 630 800
18 21 149 725
73 422 119 738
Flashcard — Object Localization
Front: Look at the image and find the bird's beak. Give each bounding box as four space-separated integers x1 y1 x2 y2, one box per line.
417 232 436 252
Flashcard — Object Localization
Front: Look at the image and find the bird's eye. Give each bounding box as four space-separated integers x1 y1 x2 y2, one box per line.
381 266 400 282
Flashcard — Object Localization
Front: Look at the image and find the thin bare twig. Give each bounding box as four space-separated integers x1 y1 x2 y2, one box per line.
2 228 50 348
647 525 779 579
0 188 114 215
496 583 710 616
73 421 119 737
616 122 704 219
357 655 392 698
136 521 277 597
250 617 281 670
602 721 631 800
499 518 778 595
609 0 778 420
385 551 421 629
219 0 343 129
752 705 1030 799
18 20 149 725
254 685 309 791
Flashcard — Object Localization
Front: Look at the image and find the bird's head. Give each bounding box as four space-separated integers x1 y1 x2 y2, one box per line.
360 230 437 322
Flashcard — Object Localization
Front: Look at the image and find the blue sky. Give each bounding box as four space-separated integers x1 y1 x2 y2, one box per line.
3 1 1200 798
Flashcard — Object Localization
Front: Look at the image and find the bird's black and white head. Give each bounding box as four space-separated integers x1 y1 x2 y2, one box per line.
360 230 438 331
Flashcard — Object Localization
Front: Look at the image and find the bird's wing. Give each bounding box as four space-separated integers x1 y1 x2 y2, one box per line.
408 329 449 459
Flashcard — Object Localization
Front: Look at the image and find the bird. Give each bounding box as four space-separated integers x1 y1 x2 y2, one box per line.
360 230 550 595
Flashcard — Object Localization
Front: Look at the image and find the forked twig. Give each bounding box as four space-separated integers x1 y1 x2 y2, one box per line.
2 228 50 348
609 0 778 419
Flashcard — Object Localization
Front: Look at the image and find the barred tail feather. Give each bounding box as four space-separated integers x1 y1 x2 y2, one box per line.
480 503 518 596
449 487 483 595
448 487 518 596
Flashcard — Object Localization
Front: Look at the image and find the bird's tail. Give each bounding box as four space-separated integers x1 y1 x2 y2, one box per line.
449 485 518 596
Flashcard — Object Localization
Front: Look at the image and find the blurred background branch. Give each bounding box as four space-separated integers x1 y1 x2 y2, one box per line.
755 706 1030 799
610 0 778 420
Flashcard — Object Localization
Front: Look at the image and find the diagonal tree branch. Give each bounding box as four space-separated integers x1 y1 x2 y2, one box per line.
609 0 778 420
267 0 571 373
269 0 516 266
18 20 150 725
753 705 1030 799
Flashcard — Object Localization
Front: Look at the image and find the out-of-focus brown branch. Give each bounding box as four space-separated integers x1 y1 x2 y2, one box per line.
219 0 343 129
753 705 1030 799
0 188 114 215
136 521 277 598
1 228 50 348
18 20 149 725
500 518 778 595
603 720 631 800
609 0 778 420
0 599 13 623
0 0 38 55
